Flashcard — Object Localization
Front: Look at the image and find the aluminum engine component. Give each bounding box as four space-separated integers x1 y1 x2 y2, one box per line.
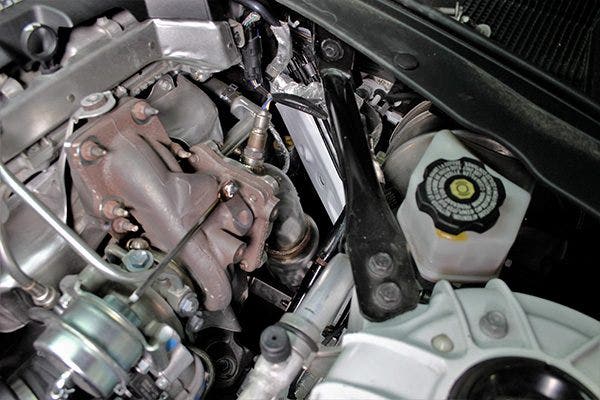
265 22 292 80
67 98 278 310
239 254 354 400
0 14 241 162
29 293 147 398
147 74 223 147
276 102 344 221
310 279 600 399
12 279 199 399
265 165 319 288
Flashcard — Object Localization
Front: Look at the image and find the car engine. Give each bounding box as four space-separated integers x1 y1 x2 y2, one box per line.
0 1 598 399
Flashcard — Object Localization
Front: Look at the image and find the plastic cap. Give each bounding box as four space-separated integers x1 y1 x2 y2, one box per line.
260 325 291 363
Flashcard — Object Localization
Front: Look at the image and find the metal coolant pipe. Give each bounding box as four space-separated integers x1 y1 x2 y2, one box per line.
0 160 151 285
239 253 354 399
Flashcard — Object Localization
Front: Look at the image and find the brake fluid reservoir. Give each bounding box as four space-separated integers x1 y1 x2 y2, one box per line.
397 130 531 282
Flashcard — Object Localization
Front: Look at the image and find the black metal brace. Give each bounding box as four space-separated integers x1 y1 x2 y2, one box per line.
319 40 420 321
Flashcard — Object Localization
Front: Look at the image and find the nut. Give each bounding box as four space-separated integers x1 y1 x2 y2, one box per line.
130 101 159 123
80 140 107 161
112 218 139 233
101 199 129 219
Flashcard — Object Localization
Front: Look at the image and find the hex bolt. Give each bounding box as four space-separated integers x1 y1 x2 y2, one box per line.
135 358 152 374
368 252 393 277
122 249 153 271
129 250 148 266
80 92 108 111
112 217 139 233
131 101 159 123
374 281 402 310
80 140 107 161
158 79 173 91
178 293 199 317
187 313 205 333
479 310 509 339
155 376 169 390
320 38 344 62
431 334 454 353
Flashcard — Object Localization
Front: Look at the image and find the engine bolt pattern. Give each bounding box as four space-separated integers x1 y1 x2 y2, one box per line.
368 252 393 277
122 249 153 271
81 92 108 111
374 281 402 310
178 293 199 317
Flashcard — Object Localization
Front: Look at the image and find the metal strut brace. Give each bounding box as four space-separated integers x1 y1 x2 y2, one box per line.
320 43 419 321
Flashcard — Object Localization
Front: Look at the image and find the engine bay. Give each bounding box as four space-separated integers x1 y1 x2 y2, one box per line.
0 1 598 399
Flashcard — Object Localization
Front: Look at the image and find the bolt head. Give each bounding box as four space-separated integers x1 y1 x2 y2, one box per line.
431 334 454 353
155 376 169 390
374 281 402 310
479 310 509 339
123 249 153 271
81 92 108 111
321 39 344 62
187 314 205 333
368 252 393 277
128 238 150 250
178 294 199 317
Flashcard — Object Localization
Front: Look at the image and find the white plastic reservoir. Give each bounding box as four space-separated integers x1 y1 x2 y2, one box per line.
397 130 531 282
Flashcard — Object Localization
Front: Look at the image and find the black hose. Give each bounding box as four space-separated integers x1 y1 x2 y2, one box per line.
233 0 280 26
272 93 328 119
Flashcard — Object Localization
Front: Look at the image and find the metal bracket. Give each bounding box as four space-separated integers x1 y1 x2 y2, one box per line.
319 39 419 321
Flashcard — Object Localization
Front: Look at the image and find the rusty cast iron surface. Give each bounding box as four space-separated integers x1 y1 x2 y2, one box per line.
67 98 278 310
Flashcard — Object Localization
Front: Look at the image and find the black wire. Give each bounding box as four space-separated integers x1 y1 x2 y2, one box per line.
322 301 351 346
232 0 280 26
271 93 328 119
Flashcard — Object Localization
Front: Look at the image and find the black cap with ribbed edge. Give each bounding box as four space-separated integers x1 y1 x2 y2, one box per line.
260 325 291 363
416 157 506 235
